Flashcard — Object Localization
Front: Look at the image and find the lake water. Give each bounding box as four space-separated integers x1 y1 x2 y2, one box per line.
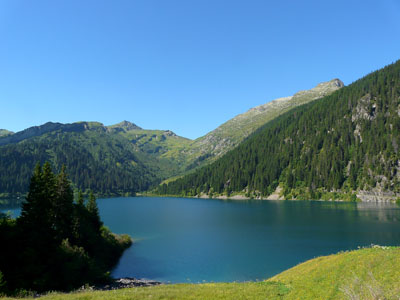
3 196 400 283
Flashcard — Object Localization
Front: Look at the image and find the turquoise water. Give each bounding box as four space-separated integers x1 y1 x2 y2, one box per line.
98 197 400 283
3 197 400 283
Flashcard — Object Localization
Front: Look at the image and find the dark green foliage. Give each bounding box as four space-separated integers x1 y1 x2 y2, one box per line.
87 191 100 219
0 163 132 293
0 128 157 196
157 60 400 199
0 270 5 294
77 189 84 206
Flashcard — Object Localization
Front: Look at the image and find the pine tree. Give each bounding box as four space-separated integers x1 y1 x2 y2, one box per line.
18 162 55 243
16 162 58 290
77 189 84 206
53 165 74 241
87 191 102 231
87 191 99 216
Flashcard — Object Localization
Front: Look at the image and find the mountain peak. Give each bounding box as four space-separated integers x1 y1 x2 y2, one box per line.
108 121 142 131
316 78 344 89
293 78 344 100
332 78 345 88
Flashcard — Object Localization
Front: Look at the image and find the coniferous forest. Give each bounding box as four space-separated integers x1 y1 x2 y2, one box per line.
0 163 131 294
156 60 400 200
0 128 158 197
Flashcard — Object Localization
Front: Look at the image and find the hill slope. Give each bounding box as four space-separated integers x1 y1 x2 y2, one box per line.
0 121 190 196
184 79 344 170
5 247 399 300
111 125 192 178
158 60 400 201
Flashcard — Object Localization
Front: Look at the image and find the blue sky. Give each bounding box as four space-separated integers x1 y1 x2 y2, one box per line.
0 0 399 139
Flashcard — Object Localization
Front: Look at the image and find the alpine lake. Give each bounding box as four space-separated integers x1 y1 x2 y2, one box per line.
2 196 400 283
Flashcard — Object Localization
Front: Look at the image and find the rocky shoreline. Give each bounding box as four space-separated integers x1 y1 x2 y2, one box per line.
93 277 162 291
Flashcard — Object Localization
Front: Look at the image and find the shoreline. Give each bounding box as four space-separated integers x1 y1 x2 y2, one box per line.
94 277 162 290
142 192 399 203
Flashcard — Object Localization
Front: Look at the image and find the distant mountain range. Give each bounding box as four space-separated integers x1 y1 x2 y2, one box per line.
158 60 400 201
0 79 343 196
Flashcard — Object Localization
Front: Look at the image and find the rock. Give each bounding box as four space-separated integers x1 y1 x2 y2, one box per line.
94 277 162 291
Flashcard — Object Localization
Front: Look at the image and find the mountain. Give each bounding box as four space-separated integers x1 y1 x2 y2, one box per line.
0 129 13 137
0 78 344 196
183 79 344 170
157 60 400 201
0 121 190 196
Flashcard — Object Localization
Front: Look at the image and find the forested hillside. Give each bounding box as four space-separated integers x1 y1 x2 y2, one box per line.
184 79 343 170
0 119 199 196
157 60 400 201
0 124 153 196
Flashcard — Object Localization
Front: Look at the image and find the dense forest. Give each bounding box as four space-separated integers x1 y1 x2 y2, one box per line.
0 163 131 294
0 124 158 196
156 60 400 200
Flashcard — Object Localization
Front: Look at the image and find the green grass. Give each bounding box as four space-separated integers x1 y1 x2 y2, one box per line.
269 246 400 299
8 282 287 300
3 246 400 299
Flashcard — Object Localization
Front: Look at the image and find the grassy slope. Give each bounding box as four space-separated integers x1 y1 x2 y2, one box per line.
270 246 400 299
115 128 192 178
6 247 400 300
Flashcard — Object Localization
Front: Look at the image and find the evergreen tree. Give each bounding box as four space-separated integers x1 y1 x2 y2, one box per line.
16 162 58 290
87 191 102 232
53 165 74 241
77 189 84 206
18 162 55 245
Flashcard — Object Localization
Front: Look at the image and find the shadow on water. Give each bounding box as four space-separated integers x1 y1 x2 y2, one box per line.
112 241 170 280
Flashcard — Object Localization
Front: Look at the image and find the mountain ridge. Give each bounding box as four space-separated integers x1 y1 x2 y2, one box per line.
184 78 344 170
157 60 400 201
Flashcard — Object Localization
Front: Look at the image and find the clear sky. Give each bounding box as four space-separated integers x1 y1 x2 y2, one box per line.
1 0 399 139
